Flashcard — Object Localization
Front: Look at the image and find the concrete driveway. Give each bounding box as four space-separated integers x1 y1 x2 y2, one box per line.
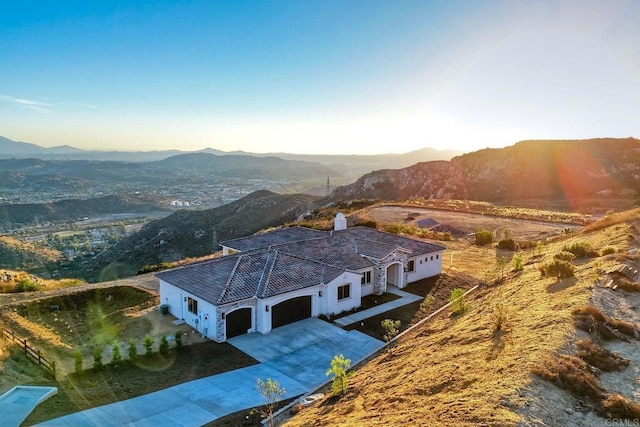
38 318 382 426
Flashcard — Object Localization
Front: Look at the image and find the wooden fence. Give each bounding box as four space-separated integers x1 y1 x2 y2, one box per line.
2 327 56 380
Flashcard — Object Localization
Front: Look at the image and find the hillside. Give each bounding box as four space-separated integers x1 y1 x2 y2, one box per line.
0 194 167 227
332 138 640 208
284 209 640 426
0 235 61 272
77 190 319 281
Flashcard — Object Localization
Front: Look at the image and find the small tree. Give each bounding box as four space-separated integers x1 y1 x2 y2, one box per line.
496 256 509 281
93 347 103 370
112 340 122 365
450 288 468 314
512 253 524 272
143 334 154 357
326 354 352 396
73 351 83 374
381 319 401 342
256 378 286 427
128 338 138 361
491 303 508 332
159 336 169 355
174 330 183 350
534 240 545 257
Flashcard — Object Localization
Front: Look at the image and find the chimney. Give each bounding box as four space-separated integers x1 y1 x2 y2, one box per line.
334 212 347 231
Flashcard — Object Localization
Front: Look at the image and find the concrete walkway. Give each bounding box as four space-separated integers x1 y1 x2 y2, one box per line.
333 287 423 326
38 318 382 427
0 386 57 427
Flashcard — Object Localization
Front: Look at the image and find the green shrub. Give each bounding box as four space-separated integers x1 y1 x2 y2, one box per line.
498 239 516 251
112 340 122 364
73 351 83 374
540 259 575 279
512 253 524 272
93 348 103 370
381 319 401 342
137 262 174 275
159 336 169 355
174 330 183 350
13 278 42 293
475 230 494 246
128 338 137 361
562 241 594 258
601 246 617 256
420 294 435 313
143 334 154 357
450 288 468 314
554 251 576 262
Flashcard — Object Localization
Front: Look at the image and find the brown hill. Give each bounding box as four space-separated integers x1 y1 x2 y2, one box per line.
0 235 60 273
332 138 640 207
284 208 640 426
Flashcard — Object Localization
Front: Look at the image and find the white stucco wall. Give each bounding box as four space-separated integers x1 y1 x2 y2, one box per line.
324 271 362 316
407 250 444 283
159 279 218 340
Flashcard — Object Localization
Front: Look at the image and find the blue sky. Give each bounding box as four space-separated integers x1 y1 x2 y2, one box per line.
1 0 639 154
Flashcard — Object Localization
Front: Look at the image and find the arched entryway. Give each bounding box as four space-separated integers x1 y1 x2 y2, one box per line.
271 295 312 329
386 262 403 288
225 307 252 339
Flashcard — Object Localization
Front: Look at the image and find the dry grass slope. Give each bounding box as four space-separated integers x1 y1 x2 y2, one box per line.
284 211 638 426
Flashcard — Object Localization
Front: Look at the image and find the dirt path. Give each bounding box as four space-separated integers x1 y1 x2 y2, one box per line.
367 205 574 241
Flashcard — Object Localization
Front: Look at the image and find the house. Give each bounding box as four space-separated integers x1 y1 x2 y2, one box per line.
157 214 446 342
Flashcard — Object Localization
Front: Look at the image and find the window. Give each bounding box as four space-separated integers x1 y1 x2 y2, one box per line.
430 256 434 261
187 297 198 314
361 271 372 285
425 257 428 262
338 284 351 301
436 254 439 259
407 260 415 272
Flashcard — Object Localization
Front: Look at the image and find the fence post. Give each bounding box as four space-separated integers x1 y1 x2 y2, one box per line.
24 339 28 355
52 361 56 380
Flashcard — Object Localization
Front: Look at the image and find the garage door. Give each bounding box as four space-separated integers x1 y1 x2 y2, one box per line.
226 308 252 339
272 296 312 329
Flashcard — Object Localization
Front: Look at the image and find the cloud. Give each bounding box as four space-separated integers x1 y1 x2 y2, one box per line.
0 94 53 113
0 94 98 113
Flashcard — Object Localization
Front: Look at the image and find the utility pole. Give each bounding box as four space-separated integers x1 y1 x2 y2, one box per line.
326 176 331 197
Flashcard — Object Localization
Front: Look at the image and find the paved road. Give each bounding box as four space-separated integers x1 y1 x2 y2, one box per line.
37 318 383 427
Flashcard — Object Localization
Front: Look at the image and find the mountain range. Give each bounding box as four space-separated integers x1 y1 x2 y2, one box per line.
0 135 461 177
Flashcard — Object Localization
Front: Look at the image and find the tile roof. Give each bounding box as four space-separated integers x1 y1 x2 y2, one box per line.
220 226 327 252
159 225 446 306
157 250 344 305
